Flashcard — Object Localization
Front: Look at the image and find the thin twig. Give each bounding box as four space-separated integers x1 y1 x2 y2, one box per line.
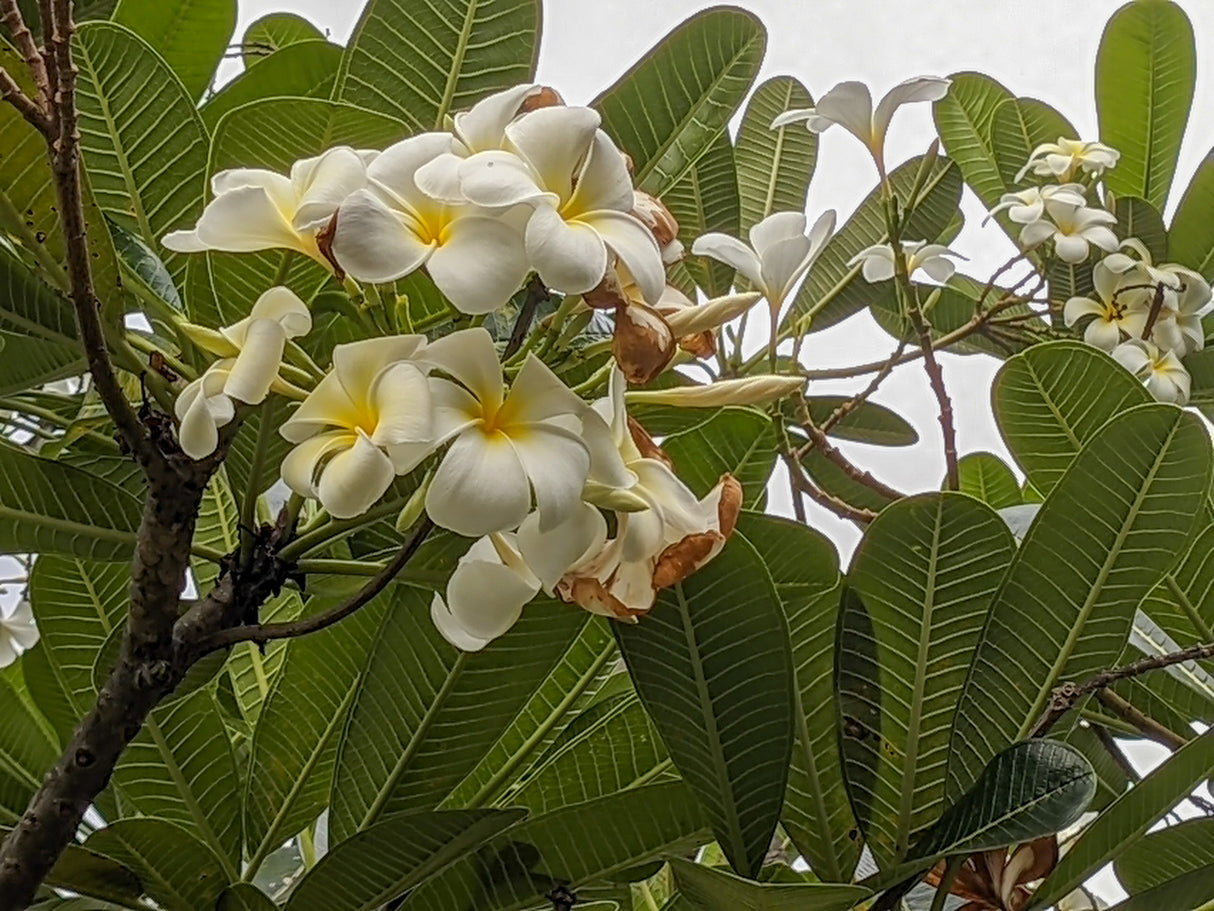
1093 690 1189 750
820 337 908 436
904 296 958 490
785 454 877 524
0 67 49 132
196 517 435 652
1031 640 1214 738
504 275 550 360
0 0 49 106
790 394 903 501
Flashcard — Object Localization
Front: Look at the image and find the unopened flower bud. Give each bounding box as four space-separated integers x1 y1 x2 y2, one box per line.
395 471 433 532
178 321 238 358
627 375 804 407
613 301 675 384
662 292 761 337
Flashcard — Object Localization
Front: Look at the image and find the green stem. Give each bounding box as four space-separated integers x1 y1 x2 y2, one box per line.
125 334 195 382
238 412 275 566
929 855 963 911
277 495 408 561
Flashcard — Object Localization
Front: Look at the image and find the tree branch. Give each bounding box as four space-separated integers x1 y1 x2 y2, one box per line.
790 393 904 501
504 275 550 360
906 301 959 490
0 0 49 106
783 452 878 524
0 67 49 133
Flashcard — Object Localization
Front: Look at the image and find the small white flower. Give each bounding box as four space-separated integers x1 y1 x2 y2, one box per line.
163 147 374 263
849 240 963 284
1015 138 1120 183
1101 239 1211 355
771 76 951 174
1111 338 1191 405
1018 200 1119 263
176 360 238 461
691 210 835 313
985 183 1087 225
0 600 38 668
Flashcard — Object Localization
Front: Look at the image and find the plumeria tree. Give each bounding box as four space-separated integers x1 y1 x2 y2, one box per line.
0 1 1212 909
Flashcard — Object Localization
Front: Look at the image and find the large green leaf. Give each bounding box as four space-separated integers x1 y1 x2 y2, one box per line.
442 618 618 809
668 858 869 911
0 831 146 908
1106 868 1214 911
660 407 777 508
735 76 817 235
787 155 962 332
243 595 390 871
957 452 1023 509
594 8 765 197
285 810 524 911
1114 196 1167 262
218 884 278 911
737 514 857 883
666 131 739 298
1096 0 1196 210
400 782 710 911
1114 818 1214 894
74 22 207 286
1141 525 1214 649
993 340 1150 495
0 248 84 394
841 493 1016 865
0 444 142 560
335 0 540 131
1062 724 1131 812
114 0 236 101
615 534 795 877
989 97 1076 189
803 396 918 447
241 12 324 66
201 40 342 130
932 72 1015 214
225 592 301 725
0 675 57 826
328 592 587 843
909 739 1094 861
1169 148 1214 282
86 819 231 911
949 404 1212 796
1031 728 1214 909
110 688 242 874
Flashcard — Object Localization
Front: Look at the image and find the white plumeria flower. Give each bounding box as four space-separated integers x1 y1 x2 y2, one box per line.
422 327 607 538
1018 200 1119 263
1063 258 1151 352
691 210 836 313
445 106 666 304
1111 339 1191 405
163 147 374 262
0 599 38 668
1015 138 1120 183
175 287 312 459
984 183 1087 225
1101 239 1211 355
771 76 951 175
330 133 529 314
849 240 963 284
280 336 435 519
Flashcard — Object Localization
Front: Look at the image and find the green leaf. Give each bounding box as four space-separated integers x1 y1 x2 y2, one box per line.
243 594 390 871
788 155 962 332
615 535 795 877
736 514 858 883
218 883 278 911
241 11 324 66
328 592 587 843
106 216 181 312
1168 148 1214 281
202 40 341 130
989 97 1077 189
0 247 86 395
0 675 57 826
1106 868 1214 911
666 131 739 298
225 593 302 724
442 618 618 809
661 407 777 508
335 0 541 131
735 75 817 234
842 494 1016 865
949 404 1212 796
74 22 208 286
594 8 765 196
399 782 710 911
0 444 142 560
1096 0 1196 210
285 810 525 911
1062 724 1131 812
803 396 917 446
932 72 1015 213
668 858 869 911
114 0 236 101
957 452 1023 509
1114 196 1167 261
1115 818 1214 894
86 819 231 911
908 739 1094 861
796 440 892 514
110 688 242 874
1141 525 1214 644
0 832 146 908
1031 729 1214 909
993 340 1150 496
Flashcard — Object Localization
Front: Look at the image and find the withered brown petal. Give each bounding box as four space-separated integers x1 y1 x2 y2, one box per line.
631 190 680 248
626 415 673 467
678 330 716 359
519 85 564 113
652 531 723 590
716 473 743 539
584 270 628 310
613 301 675 384
316 213 344 280
559 575 647 621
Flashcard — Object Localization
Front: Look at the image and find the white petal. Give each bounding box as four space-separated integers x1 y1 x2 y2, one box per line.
812 80 876 145
178 389 225 459
161 230 208 252
249 286 312 338
1084 318 1122 351
366 133 453 209
422 327 504 411
498 354 585 425
518 504 607 591
332 335 429 409
770 108 813 129
431 594 495 652
212 167 292 197
872 76 951 143
1019 220 1057 247
331 189 434 284
317 430 396 518
506 105 601 199
759 234 813 303
509 425 591 532
413 153 468 204
457 151 550 209
427 214 529 314
192 185 303 253
748 211 807 258
370 361 433 445
916 254 956 283
585 210 665 304
1063 295 1104 326
455 83 540 152
280 431 354 496
427 429 530 536
1111 340 1151 375
690 233 764 288
446 547 538 640
1083 225 1120 253
1053 234 1091 263
568 130 635 214
291 147 369 231
224 319 287 404
525 203 608 295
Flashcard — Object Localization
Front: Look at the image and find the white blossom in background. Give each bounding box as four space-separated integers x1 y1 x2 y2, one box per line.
1017 200 1119 263
430 533 541 651
1101 239 1211 356
163 147 374 262
985 183 1087 225
0 600 38 668
1111 339 1191 405
771 76 951 175
330 132 529 314
280 336 435 519
1015 138 1120 183
1063 258 1151 351
850 240 963 283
